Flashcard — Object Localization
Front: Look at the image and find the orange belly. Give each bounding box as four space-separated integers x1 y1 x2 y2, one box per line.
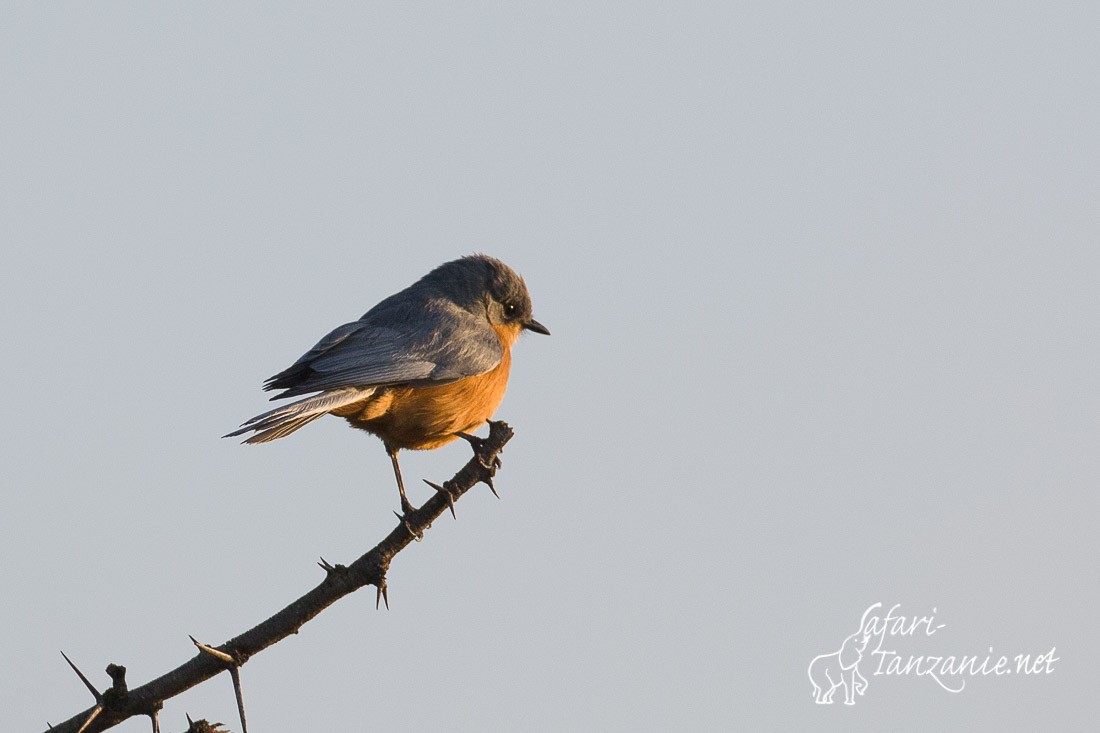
334 330 515 451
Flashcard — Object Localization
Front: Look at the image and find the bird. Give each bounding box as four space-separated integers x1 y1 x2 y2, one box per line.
225 254 549 517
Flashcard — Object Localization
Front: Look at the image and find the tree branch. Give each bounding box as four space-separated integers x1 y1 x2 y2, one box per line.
45 421 515 733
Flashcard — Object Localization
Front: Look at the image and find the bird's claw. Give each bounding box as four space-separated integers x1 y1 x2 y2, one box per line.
455 431 503 470
393 510 424 541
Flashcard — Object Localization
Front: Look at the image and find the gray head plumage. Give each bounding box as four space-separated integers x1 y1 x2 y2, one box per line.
417 254 547 334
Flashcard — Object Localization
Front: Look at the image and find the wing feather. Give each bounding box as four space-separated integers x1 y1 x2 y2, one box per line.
262 299 501 399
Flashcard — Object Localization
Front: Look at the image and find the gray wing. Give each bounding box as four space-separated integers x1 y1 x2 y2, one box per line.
262 301 502 399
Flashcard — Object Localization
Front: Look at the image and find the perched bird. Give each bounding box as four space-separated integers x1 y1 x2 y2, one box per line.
226 254 549 516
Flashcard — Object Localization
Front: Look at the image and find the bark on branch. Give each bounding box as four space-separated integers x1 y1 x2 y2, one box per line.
44 421 515 733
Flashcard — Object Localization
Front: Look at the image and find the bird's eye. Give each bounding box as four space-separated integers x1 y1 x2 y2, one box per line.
503 302 517 317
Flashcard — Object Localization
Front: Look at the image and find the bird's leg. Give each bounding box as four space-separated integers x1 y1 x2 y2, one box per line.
388 447 417 517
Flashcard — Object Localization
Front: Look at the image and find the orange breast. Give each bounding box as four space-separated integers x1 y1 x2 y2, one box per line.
340 322 519 451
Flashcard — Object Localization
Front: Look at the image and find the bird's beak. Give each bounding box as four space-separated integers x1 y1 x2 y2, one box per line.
523 318 550 335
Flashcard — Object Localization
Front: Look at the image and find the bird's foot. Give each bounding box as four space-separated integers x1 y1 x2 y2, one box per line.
455 429 504 499
455 431 503 471
393 501 424 540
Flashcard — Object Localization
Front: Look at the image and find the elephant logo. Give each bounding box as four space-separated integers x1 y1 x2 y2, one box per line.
807 604 877 705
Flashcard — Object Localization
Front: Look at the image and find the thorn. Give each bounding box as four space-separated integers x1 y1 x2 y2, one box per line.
229 666 249 733
188 638 246 732
75 705 103 733
375 579 389 610
186 714 227 733
424 479 456 519
483 474 500 500
189 635 235 665
318 558 347 575
60 651 101 701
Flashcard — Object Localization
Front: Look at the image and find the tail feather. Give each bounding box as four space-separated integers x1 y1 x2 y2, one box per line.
225 387 375 444
236 411 328 444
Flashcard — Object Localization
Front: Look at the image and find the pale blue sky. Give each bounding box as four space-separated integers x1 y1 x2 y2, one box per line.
3 3 1097 731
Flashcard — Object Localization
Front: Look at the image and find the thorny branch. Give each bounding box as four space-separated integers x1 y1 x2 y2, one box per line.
44 421 515 733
